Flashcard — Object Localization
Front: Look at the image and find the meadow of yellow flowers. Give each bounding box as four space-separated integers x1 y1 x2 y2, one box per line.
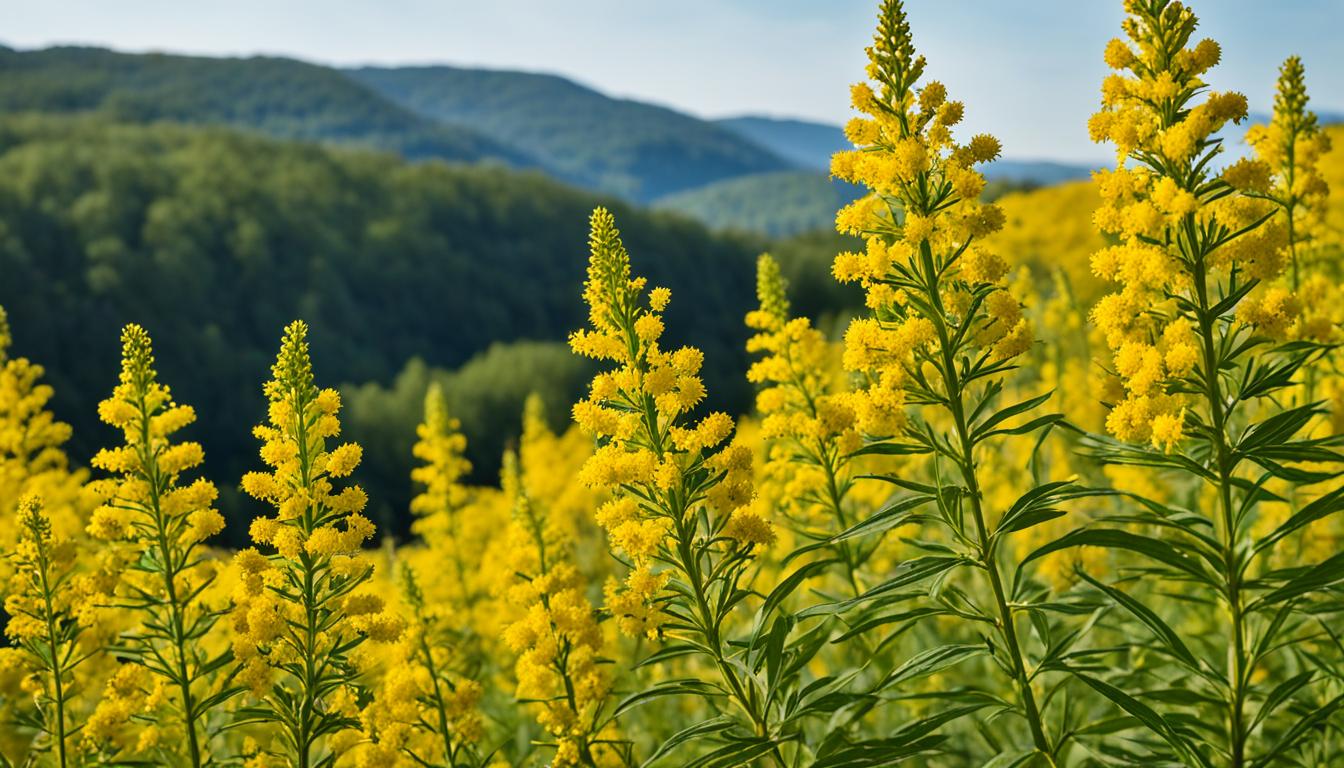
3 0 1343 765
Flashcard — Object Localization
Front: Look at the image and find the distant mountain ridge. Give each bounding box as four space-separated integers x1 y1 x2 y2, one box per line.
715 116 851 171
0 42 1136 236
0 45 534 166
347 66 794 201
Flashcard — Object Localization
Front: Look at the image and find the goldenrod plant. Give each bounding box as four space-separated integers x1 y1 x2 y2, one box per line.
0 306 89 564
1071 0 1344 764
83 325 232 764
827 0 1104 763
359 563 486 767
574 208 863 766
231 321 404 767
0 2 1341 766
746 253 874 596
500 449 624 767
1240 56 1333 293
3 496 87 767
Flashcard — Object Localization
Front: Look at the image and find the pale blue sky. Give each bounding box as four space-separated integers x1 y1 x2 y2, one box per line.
3 1 1340 163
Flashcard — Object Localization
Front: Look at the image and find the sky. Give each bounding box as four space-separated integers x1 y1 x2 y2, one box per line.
3 0 1341 164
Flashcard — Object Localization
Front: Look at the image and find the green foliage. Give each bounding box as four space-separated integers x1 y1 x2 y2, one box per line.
0 115 759 540
348 66 793 201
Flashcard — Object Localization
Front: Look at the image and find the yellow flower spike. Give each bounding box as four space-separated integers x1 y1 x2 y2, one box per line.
1082 2 1344 762
498 445 622 767
233 320 395 767
826 0 1096 760
84 324 231 765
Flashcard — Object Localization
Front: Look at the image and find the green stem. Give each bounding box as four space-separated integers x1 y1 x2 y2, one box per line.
133 380 204 767
670 503 785 768
920 240 1056 763
35 539 69 768
417 627 459 767
1192 256 1250 767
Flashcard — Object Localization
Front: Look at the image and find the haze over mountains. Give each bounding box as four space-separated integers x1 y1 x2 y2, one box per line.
0 43 1099 235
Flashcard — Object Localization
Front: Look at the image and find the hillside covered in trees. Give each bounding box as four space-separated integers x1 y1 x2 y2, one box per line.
0 44 532 166
0 114 771 537
347 65 794 201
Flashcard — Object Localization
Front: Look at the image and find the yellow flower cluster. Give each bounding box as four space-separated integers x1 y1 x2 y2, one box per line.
230 321 402 764
745 253 875 591
500 452 619 768
0 305 89 571
359 565 484 767
3 495 88 764
80 324 231 764
1226 56 1338 342
831 1 1031 439
570 207 766 637
1242 55 1332 224
410 382 471 525
88 325 223 549
238 322 374 562
1086 0 1282 450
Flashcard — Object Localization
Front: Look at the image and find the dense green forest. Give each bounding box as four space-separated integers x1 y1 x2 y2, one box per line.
348 66 795 201
0 45 532 166
0 114 797 539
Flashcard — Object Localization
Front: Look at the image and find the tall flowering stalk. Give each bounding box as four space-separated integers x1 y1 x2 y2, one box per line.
746 254 872 596
3 496 85 767
1078 1 1344 763
828 0 1098 762
231 321 403 767
1238 56 1333 293
500 450 622 767
408 383 481 626
83 324 231 765
574 208 845 765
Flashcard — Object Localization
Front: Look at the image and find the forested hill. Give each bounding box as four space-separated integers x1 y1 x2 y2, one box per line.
0 45 532 166
0 115 766 538
347 66 794 201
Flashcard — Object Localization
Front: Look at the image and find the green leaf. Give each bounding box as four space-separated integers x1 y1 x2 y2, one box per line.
1251 550 1344 609
687 737 780 768
804 556 969 617
1076 572 1203 674
759 557 841 624
971 391 1053 442
1256 485 1344 554
810 735 947 767
832 495 934 543
1251 693 1344 767
1072 673 1211 768
850 441 933 458
980 413 1065 441
614 679 726 717
1019 528 1214 586
641 717 736 766
878 644 986 690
